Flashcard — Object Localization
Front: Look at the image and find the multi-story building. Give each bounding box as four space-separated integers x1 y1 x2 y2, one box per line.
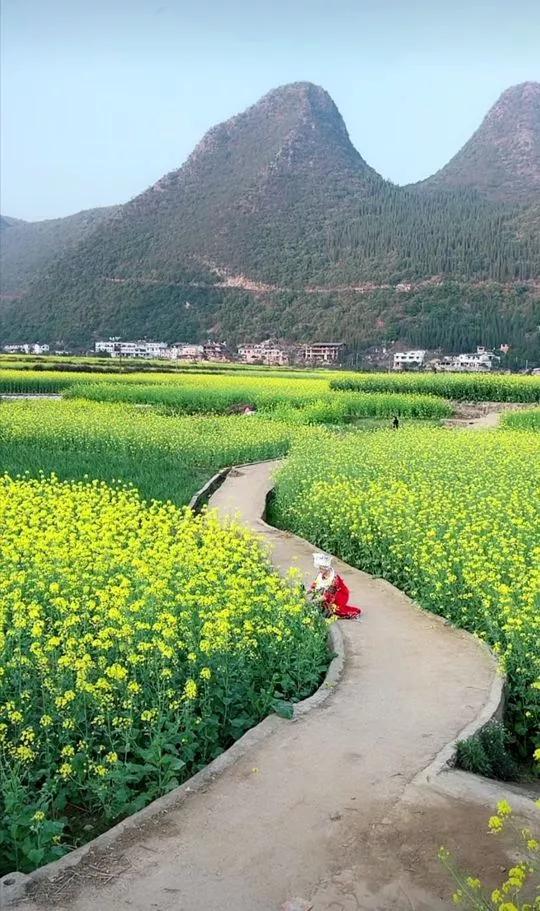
3 343 50 355
393 350 426 370
238 340 290 366
94 340 168 358
453 348 500 371
434 347 501 372
166 343 205 360
95 340 121 356
202 342 229 361
300 342 345 365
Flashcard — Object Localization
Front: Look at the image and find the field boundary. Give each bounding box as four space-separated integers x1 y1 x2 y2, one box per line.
2 626 344 904
0 457 344 906
262 494 506 775
1 459 507 907
188 457 280 513
413 649 505 785
188 467 230 510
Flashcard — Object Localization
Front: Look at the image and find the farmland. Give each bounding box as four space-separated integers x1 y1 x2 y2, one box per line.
65 380 451 422
1 364 540 403
0 474 328 873
331 371 540 402
0 399 303 505
271 427 540 758
501 406 540 431
0 366 539 875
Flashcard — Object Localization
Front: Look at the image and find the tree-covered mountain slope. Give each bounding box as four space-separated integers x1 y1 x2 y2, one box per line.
0 206 118 297
0 81 538 355
417 82 540 202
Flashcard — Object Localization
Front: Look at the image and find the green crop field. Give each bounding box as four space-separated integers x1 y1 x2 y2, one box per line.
271 427 540 759
332 371 540 402
66 379 451 422
501 407 540 431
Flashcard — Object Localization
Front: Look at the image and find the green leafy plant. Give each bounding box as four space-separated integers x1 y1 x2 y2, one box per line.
456 723 519 781
439 799 540 910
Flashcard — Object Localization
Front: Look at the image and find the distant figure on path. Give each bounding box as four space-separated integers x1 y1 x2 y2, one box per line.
392 415 399 430
310 553 362 619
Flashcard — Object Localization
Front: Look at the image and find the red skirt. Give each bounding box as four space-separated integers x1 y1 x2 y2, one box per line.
323 575 362 619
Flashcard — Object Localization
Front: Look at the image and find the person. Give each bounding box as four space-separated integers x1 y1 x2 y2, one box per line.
392 415 399 430
310 553 362 619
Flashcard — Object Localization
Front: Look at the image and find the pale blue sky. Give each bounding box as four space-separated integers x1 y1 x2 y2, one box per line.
1 0 539 220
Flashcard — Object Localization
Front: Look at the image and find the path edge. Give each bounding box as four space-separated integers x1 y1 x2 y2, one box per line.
197 460 505 780
2 626 344 905
1 457 506 904
261 468 506 782
0 459 344 905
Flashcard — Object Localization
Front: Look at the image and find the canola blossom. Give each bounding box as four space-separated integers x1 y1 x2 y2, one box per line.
1 378 539 877
66 381 451 422
331 372 540 403
272 427 540 757
1 365 539 404
0 368 334 397
0 399 306 505
0 366 450 422
0 475 328 873
501 407 540 432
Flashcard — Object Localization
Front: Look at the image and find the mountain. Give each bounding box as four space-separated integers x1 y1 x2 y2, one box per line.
0 206 118 297
1 81 539 361
37 82 386 287
418 82 540 203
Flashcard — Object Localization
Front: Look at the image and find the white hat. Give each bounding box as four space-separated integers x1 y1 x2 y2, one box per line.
313 552 333 569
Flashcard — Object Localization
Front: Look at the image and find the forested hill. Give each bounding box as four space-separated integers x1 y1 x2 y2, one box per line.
1 81 539 358
417 82 540 202
0 206 119 296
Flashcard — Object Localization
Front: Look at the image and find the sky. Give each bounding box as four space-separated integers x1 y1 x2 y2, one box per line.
1 0 539 221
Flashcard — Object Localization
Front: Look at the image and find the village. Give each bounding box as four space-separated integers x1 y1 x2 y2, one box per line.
2 337 526 372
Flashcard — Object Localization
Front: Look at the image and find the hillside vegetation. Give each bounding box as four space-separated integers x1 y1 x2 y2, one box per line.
1 82 539 357
0 206 118 296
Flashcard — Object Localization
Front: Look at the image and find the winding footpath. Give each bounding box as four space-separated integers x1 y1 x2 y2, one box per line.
5 460 536 911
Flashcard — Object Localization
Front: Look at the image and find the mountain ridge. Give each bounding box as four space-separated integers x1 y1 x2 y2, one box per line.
417 81 540 202
0 205 119 297
1 80 539 361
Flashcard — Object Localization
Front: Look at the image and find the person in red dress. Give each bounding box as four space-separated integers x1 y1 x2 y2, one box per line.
310 553 362 619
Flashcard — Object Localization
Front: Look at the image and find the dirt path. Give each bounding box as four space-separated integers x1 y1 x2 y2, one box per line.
443 400 528 430
10 461 536 911
445 410 502 430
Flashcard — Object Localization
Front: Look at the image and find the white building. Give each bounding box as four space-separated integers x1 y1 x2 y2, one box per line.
94 340 168 359
434 347 501 372
453 347 500 371
393 350 426 370
166 343 205 360
238 340 290 366
3 343 50 355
